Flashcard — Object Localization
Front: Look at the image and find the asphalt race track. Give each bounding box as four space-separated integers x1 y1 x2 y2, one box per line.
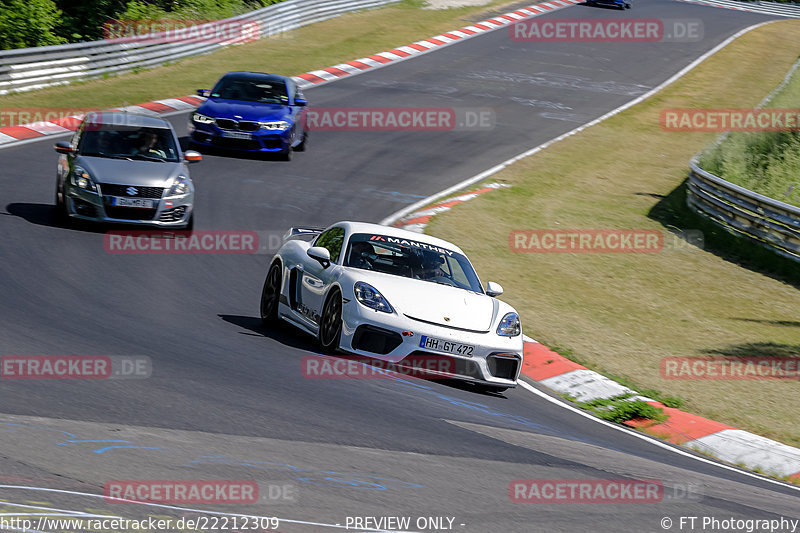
0 1 798 532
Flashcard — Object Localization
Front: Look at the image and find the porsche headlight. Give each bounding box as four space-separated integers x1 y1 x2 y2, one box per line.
168 175 190 196
192 113 215 124
497 312 520 337
71 166 97 192
259 120 290 131
354 282 393 313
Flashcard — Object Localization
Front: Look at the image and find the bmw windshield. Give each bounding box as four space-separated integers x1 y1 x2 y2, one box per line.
210 76 289 104
345 233 484 293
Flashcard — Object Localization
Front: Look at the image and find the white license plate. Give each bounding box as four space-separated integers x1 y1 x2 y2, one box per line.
222 131 252 140
111 197 156 208
419 336 474 357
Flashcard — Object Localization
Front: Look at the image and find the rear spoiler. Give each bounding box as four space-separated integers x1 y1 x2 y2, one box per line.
283 226 324 241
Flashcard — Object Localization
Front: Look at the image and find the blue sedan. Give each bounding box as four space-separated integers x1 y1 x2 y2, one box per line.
189 71 308 160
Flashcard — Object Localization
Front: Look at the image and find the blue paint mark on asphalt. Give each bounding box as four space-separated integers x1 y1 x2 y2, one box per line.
434 394 549 431
343 358 553 432
0 421 423 491
58 440 130 446
93 446 161 454
183 457 424 490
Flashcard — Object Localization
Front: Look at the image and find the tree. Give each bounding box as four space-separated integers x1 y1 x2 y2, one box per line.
0 0 66 49
55 0 129 41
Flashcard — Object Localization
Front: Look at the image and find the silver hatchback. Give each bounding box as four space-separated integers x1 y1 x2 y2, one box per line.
54 111 201 229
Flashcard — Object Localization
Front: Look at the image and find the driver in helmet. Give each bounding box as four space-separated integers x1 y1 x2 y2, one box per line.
416 253 447 281
349 241 375 270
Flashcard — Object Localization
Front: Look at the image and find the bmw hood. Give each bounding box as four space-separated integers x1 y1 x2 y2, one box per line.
198 99 290 123
354 274 497 332
77 156 185 186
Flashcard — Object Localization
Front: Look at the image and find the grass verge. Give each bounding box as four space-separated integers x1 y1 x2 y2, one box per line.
426 20 800 448
698 60 800 207
1 0 522 111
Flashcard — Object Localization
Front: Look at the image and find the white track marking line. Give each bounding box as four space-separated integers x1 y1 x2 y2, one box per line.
379 21 777 226
518 380 800 492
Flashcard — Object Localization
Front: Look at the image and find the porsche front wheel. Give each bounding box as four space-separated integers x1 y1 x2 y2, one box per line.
318 289 342 352
260 263 282 326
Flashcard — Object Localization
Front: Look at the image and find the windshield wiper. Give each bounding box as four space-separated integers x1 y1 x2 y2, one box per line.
82 152 133 161
130 154 167 162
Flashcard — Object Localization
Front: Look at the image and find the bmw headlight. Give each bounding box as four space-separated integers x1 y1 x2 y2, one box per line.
71 166 97 192
497 312 521 337
259 120 290 131
192 113 215 125
354 282 393 313
168 175 190 196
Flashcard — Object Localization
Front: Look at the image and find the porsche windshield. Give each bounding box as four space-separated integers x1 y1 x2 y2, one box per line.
345 233 484 293
210 77 288 104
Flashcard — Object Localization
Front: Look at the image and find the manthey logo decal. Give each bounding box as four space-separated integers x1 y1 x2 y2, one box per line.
369 235 455 256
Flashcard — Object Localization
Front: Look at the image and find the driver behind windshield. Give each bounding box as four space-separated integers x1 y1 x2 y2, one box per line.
132 131 167 159
348 241 375 270
415 253 447 281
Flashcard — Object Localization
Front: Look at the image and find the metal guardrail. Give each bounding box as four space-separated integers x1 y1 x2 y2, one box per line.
687 159 800 261
0 0 399 95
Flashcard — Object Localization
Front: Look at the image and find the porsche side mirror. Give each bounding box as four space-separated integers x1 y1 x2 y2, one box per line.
307 246 331 268
295 97 308 107
196 89 210 97
485 281 504 297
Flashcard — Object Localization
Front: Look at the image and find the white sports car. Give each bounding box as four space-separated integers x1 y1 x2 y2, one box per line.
260 221 523 392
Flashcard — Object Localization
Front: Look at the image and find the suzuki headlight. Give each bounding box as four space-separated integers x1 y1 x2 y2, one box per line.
497 312 521 337
192 113 215 124
259 120 290 131
354 282 393 313
71 166 97 192
168 175 190 196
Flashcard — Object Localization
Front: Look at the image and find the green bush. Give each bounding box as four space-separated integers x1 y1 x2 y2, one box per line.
0 0 286 48
578 395 668 424
0 0 66 48
116 0 282 21
698 62 800 207
699 131 800 207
